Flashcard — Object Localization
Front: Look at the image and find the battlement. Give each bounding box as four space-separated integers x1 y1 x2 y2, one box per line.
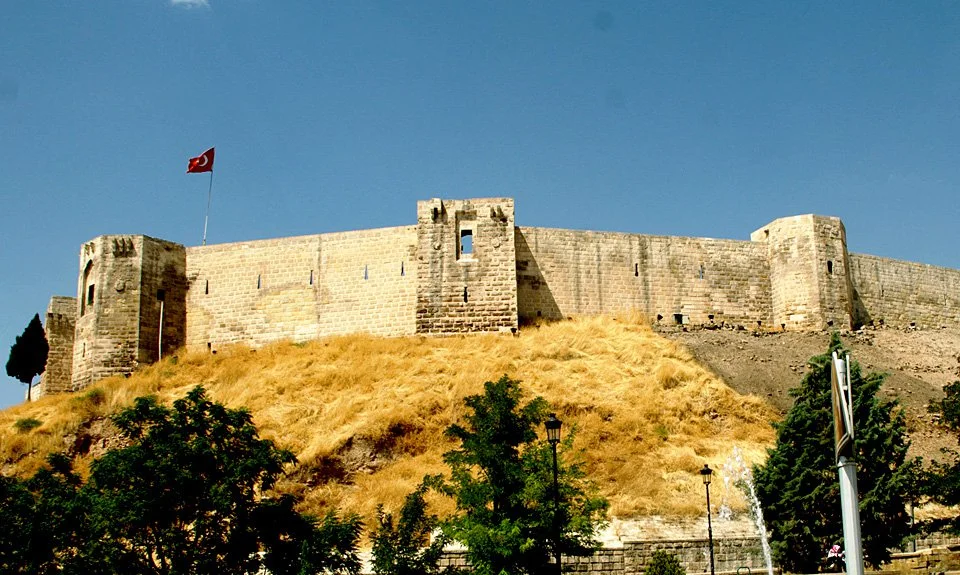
36 198 960 397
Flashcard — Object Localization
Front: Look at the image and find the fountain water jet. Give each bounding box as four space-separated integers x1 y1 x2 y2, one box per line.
720 446 774 575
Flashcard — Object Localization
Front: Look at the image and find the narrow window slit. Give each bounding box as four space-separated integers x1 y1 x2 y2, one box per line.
401 261 405 276
257 275 261 289
463 287 469 303
364 265 368 280
205 280 209 294
309 270 314 285
634 263 639 277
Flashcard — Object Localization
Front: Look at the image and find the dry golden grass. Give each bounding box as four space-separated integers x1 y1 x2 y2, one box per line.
0 314 777 525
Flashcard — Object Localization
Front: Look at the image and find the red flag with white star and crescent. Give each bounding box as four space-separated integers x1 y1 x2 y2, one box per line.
186 147 215 173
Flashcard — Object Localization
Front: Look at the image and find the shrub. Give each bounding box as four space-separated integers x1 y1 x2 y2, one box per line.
13 418 41 433
646 550 685 575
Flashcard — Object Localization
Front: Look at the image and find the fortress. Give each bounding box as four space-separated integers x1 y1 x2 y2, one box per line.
38 197 960 396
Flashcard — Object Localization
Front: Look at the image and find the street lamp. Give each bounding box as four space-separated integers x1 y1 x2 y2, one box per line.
700 464 716 575
545 413 562 574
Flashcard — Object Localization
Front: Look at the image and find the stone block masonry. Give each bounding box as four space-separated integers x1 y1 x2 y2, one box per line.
434 537 767 575
36 197 960 396
185 226 419 351
37 296 77 397
516 227 772 328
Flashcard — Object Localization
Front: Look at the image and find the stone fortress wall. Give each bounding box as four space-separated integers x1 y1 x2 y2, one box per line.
37 197 960 396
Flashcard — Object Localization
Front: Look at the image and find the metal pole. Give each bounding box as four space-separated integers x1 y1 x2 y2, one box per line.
838 456 865 575
202 170 214 246
552 442 561 574
706 482 716 575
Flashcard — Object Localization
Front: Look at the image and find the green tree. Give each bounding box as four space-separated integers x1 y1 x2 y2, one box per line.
754 334 916 572
5 313 48 402
0 475 34 574
81 386 362 575
0 386 363 575
644 550 686 575
921 380 960 534
371 483 453 575
437 375 608 575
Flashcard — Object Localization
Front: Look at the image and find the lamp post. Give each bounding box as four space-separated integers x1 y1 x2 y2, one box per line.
700 464 716 575
545 413 562 574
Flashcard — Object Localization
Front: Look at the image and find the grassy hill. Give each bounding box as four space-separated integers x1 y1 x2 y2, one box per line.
0 314 777 525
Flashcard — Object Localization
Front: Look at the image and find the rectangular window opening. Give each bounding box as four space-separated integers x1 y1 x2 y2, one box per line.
459 229 473 258
156 289 165 302
673 313 684 325
463 286 469 303
827 260 834 274
87 284 95 306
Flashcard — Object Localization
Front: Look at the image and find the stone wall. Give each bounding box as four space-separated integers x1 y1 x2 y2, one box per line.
72 236 148 390
516 227 772 328
849 254 960 329
185 226 418 351
137 238 187 364
39 296 77 395
416 198 518 335
435 538 768 574
751 215 853 331
39 197 960 397
70 236 186 391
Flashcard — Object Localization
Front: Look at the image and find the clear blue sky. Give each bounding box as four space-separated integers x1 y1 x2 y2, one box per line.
2 1 959 407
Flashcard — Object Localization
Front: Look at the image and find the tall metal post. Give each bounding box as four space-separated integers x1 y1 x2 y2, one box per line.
701 464 716 575
546 414 563 575
832 352 865 575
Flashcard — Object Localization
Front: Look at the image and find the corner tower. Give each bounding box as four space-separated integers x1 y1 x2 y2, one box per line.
415 198 518 334
71 235 187 390
752 215 854 330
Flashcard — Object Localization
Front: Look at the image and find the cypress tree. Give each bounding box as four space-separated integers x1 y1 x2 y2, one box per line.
754 334 916 572
5 314 49 402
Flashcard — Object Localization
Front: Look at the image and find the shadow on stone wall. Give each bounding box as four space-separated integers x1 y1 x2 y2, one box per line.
515 230 563 323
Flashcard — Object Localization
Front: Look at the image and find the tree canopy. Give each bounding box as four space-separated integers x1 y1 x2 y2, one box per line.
5 313 48 401
436 375 608 575
754 334 916 572
0 386 362 575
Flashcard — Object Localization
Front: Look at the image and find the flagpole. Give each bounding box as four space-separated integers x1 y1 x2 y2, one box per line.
202 170 214 246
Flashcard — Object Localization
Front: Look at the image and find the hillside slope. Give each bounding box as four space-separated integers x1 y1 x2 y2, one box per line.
0 314 777 525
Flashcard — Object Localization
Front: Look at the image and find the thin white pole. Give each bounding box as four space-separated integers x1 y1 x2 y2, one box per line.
838 456 865 575
202 170 214 246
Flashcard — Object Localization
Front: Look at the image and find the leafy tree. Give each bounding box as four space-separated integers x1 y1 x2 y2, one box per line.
0 475 34 574
0 386 362 575
645 550 686 575
921 380 960 534
80 386 362 575
371 482 452 575
754 334 916 572
437 375 608 575
5 313 48 402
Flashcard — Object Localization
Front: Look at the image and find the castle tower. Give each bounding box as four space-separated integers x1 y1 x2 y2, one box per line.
71 235 187 390
752 215 854 330
415 198 519 334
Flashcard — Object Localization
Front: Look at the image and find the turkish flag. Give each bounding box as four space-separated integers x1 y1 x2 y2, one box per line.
187 147 215 173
